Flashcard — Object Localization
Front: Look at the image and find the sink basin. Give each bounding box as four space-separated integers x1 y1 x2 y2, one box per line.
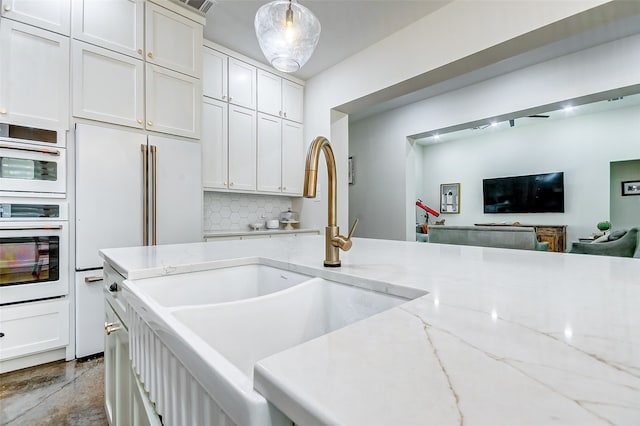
132 264 310 308
172 277 408 380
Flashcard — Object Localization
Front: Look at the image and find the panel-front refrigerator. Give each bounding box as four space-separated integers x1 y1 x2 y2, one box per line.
74 123 202 357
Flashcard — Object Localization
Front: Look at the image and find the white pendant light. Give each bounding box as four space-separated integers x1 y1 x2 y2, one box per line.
255 0 321 73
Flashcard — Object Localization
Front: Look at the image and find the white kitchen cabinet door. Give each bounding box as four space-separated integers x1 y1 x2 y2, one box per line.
257 113 282 193
0 20 69 130
281 120 304 195
1 0 70 35
145 64 201 139
228 105 256 191
72 0 143 59
145 1 202 78
257 69 281 118
202 97 228 190
72 41 144 129
148 134 202 245
202 47 227 101
282 79 303 123
228 57 256 110
75 123 146 270
104 302 131 426
0 299 69 363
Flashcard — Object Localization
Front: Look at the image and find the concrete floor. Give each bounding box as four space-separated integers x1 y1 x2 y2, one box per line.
0 356 107 426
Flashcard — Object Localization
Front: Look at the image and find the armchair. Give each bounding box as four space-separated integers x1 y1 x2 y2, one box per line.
569 227 639 258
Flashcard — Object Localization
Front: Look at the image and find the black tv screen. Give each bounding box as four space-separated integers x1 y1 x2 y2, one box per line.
483 172 564 213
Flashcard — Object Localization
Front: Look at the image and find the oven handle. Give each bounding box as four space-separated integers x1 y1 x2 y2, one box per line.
0 225 63 231
84 276 104 284
0 143 61 156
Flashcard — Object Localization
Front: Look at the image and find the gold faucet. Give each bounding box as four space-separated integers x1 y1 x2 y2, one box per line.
303 136 359 267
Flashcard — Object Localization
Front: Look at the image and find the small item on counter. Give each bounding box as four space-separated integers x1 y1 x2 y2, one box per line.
250 222 265 231
280 208 300 230
266 219 279 229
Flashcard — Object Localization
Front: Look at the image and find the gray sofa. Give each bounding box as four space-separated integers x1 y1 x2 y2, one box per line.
428 225 549 251
569 227 639 258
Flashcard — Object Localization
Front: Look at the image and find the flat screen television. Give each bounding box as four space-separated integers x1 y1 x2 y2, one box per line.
483 172 564 213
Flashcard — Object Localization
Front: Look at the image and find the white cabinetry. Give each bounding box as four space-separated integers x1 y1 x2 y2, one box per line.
257 69 303 123
146 63 201 138
0 0 70 35
202 47 227 101
0 20 69 129
145 1 202 78
201 44 304 196
257 114 304 195
72 0 143 58
281 120 304 195
228 57 256 109
70 1 203 138
0 299 70 373
72 41 144 129
104 265 161 426
228 105 256 191
202 97 228 190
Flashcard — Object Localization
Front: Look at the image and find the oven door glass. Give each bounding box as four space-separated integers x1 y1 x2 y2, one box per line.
0 236 60 286
0 156 58 181
0 142 66 194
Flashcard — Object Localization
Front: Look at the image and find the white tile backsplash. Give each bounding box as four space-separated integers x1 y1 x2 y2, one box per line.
204 192 293 231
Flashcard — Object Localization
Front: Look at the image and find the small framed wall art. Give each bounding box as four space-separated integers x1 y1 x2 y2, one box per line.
621 180 640 196
440 183 460 214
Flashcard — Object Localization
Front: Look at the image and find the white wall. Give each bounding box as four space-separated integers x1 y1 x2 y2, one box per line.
420 104 640 245
347 32 640 242
611 160 640 230
300 0 615 232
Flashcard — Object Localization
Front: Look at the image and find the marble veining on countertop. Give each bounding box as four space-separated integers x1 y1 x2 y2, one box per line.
100 235 640 425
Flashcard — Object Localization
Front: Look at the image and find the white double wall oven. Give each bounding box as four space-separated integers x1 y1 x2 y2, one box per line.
0 123 71 373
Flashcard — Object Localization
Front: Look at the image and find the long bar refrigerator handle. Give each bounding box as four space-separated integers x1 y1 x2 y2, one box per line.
151 145 157 246
141 144 149 246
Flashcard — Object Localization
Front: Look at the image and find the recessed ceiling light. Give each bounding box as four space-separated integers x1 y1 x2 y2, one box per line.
563 106 573 112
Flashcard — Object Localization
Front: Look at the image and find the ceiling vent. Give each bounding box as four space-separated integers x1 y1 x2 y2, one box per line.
170 0 214 15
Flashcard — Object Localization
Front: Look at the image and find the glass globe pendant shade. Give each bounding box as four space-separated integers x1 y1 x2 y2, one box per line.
255 0 321 73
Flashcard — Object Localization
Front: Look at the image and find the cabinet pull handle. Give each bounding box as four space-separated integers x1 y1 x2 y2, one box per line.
3 5 10 12
223 181 227 186
0 143 60 156
84 276 103 284
147 121 153 126
147 52 153 58
137 49 143 55
104 322 122 335
229 182 234 187
151 145 157 246
137 118 143 124
279 111 282 116
222 95 226 100
141 144 149 246
283 186 287 190
228 96 232 101
284 112 287 118
0 108 6 114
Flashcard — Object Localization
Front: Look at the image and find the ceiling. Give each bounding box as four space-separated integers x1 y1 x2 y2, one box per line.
202 0 452 80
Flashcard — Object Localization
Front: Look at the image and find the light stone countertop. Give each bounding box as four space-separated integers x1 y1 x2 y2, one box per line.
204 228 319 238
100 235 640 426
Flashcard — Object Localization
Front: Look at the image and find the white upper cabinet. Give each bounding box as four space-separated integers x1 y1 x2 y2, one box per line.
72 40 144 129
202 47 227 101
0 20 69 129
72 0 143 59
257 69 303 123
281 120 304 195
256 113 282 193
281 79 303 123
145 1 202 78
256 70 281 118
228 105 256 191
202 97 228 190
228 57 256 110
1 0 70 36
146 63 201 139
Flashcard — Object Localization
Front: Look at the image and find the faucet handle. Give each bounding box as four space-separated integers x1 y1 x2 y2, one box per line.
333 218 359 252
347 218 359 240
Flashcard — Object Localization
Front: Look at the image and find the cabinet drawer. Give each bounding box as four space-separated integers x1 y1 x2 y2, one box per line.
0 299 69 361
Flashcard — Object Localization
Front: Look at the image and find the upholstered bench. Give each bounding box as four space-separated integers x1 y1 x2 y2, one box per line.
428 225 549 251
